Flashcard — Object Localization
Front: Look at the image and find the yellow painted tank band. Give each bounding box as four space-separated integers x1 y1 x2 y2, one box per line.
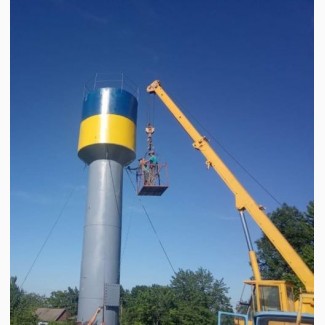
78 114 136 152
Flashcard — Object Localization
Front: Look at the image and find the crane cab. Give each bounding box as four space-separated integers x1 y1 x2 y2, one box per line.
244 280 296 313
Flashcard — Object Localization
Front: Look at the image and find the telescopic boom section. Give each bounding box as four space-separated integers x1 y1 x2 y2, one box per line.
146 80 314 294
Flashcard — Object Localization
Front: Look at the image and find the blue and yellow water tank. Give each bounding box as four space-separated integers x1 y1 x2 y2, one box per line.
78 88 138 166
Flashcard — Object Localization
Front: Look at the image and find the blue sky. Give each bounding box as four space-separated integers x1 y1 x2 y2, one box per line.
8 0 316 310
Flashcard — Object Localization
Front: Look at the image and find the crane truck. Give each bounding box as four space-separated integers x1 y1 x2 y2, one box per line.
146 80 314 325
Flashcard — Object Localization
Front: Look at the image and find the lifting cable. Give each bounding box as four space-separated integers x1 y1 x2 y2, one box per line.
125 167 176 275
146 92 156 128
143 94 157 156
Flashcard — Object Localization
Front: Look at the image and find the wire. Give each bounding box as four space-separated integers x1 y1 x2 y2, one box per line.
206 130 282 206
20 187 76 289
121 210 132 261
125 168 177 275
105 153 130 262
106 158 122 218
177 105 282 207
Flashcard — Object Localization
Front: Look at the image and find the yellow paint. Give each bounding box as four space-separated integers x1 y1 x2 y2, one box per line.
147 80 314 316
78 114 136 151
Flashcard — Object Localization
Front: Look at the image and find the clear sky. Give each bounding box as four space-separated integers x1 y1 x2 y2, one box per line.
8 0 317 311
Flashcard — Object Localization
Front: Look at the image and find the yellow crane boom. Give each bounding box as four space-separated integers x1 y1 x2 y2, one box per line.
147 80 314 306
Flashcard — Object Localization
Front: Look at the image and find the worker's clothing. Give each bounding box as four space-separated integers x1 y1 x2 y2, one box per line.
139 158 149 185
139 158 148 170
147 154 158 185
149 155 158 165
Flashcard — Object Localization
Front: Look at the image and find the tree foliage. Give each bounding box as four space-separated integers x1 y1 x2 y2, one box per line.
170 268 233 317
47 286 79 316
11 268 233 324
10 276 79 324
121 268 233 325
121 285 176 325
10 276 39 325
255 201 314 295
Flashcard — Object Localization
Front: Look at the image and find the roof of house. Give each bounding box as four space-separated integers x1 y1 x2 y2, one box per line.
35 308 67 321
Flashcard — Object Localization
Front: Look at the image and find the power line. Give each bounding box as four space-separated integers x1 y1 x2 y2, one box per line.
181 105 282 207
125 168 177 275
20 187 76 289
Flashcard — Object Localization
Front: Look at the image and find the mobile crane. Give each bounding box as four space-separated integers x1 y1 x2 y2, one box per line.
146 80 314 325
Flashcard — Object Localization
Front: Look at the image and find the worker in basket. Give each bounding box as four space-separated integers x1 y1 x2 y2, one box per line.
138 157 149 185
147 151 159 185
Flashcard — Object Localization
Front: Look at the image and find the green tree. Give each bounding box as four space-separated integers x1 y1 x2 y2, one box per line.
255 202 314 295
305 201 314 228
170 268 233 324
47 286 79 316
121 268 233 324
10 276 38 325
121 285 176 325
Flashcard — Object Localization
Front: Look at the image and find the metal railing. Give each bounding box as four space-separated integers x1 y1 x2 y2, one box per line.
83 72 139 99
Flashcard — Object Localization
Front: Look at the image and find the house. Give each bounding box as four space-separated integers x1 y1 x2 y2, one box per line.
35 308 71 324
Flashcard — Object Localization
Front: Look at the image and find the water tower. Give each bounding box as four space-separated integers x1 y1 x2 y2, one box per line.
76 74 138 325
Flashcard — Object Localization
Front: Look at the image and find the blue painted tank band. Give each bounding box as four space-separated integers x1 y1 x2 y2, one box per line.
81 88 138 123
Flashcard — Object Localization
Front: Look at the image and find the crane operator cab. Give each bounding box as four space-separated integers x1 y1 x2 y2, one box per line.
136 123 168 196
